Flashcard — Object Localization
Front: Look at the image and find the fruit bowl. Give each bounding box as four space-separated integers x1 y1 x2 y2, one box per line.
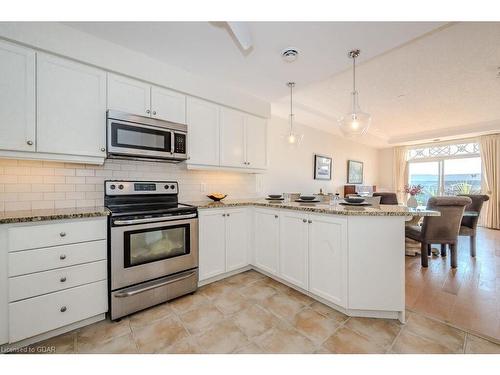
207 193 227 202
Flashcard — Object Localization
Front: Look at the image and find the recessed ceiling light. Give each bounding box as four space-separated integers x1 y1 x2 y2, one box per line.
281 47 299 63
397 94 406 98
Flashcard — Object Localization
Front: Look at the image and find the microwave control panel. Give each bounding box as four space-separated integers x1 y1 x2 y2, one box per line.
174 133 186 154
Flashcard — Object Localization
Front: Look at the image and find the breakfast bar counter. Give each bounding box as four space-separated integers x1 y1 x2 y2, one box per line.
190 198 440 217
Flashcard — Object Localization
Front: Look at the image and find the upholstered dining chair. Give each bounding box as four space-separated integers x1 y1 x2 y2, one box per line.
372 192 399 205
457 194 490 257
405 196 472 268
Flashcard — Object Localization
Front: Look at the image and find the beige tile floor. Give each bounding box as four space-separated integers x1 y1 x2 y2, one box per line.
17 268 500 354
406 227 500 342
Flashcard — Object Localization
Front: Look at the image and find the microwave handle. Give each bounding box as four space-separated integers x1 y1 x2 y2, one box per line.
170 131 175 155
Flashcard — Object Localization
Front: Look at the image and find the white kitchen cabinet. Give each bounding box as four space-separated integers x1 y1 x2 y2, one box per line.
220 107 246 168
199 208 249 281
151 86 186 124
0 41 35 152
37 53 106 158
245 114 267 169
107 73 186 124
225 209 249 272
186 98 220 166
279 211 309 290
254 208 280 276
199 210 226 281
308 214 348 307
107 73 151 116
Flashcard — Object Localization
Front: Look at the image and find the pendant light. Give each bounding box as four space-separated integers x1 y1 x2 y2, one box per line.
338 49 371 137
284 82 304 146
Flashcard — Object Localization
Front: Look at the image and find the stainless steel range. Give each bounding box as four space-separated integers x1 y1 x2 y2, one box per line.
105 180 198 320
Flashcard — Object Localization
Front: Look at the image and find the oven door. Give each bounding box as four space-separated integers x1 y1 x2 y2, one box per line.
110 216 198 291
107 119 173 159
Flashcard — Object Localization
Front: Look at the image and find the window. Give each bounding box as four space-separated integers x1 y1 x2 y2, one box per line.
407 141 481 205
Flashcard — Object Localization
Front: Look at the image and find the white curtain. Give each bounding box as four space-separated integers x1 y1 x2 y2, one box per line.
393 146 408 204
479 134 500 229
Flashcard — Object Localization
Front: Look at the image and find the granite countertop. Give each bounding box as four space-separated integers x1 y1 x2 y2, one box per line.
189 199 440 217
0 206 110 224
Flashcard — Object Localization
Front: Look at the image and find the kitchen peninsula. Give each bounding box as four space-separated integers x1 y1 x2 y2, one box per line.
195 199 439 323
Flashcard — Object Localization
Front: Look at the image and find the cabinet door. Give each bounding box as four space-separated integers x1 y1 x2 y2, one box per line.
225 209 248 272
245 115 267 169
199 210 226 281
0 41 35 152
151 86 186 124
254 209 280 276
220 107 246 168
186 98 220 166
308 214 347 307
279 211 309 289
107 73 151 116
37 54 106 157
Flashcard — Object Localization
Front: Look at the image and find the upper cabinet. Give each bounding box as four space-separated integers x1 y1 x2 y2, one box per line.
107 73 150 116
220 107 246 168
186 97 220 166
107 74 186 124
0 41 35 152
37 54 107 158
245 114 267 170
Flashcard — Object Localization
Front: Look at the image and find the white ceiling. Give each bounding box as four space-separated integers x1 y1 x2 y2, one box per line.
64 22 500 148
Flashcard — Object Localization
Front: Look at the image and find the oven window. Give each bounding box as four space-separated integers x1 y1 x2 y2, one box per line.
124 224 190 268
111 122 171 152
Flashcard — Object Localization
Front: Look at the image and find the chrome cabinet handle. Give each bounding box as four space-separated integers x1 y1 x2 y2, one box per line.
222 213 226 217
60 254 66 260
275 215 279 218
59 232 66 237
308 220 312 224
60 276 67 283
100 147 106 152
146 109 150 114
302 219 307 223
26 140 33 146
227 213 230 217
152 110 157 115
60 306 67 312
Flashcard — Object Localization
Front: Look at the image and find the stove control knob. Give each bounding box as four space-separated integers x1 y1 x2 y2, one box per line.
164 185 169 190
118 184 124 190
170 184 176 190
110 184 116 190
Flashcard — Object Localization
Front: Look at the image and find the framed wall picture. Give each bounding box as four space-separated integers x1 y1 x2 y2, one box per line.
347 160 363 184
314 154 332 180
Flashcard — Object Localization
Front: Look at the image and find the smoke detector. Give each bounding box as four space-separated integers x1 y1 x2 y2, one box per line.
282 47 299 62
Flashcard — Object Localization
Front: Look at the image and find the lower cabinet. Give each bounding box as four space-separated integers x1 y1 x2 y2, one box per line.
308 214 347 307
279 210 308 290
199 208 249 281
254 208 280 276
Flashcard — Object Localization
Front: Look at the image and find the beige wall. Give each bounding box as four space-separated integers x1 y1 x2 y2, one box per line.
262 117 380 196
377 147 395 192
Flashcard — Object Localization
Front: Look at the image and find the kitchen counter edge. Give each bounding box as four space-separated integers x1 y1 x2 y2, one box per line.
0 207 110 224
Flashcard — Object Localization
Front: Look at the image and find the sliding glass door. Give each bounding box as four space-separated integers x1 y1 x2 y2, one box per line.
408 161 440 205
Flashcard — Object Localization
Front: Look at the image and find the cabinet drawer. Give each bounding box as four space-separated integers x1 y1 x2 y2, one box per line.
9 240 106 277
9 260 107 302
9 280 107 343
8 218 106 252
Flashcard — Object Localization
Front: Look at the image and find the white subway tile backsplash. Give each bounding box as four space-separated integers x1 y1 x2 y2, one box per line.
0 158 258 212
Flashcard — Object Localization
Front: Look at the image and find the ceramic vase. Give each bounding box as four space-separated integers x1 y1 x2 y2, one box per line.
407 195 418 208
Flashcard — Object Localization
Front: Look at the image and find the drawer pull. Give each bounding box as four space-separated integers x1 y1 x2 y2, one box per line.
60 306 67 313
59 232 66 237
60 276 67 283
60 254 66 260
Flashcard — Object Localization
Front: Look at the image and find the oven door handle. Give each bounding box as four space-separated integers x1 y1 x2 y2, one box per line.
113 213 197 226
114 270 197 298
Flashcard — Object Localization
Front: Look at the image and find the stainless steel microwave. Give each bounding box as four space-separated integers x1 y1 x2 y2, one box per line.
106 110 188 162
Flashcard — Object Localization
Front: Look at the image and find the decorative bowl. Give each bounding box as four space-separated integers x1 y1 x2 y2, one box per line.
207 194 227 202
299 195 316 201
344 197 365 204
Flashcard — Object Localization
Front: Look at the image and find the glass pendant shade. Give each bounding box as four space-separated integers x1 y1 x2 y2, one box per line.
338 91 371 137
338 49 371 138
283 82 304 147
